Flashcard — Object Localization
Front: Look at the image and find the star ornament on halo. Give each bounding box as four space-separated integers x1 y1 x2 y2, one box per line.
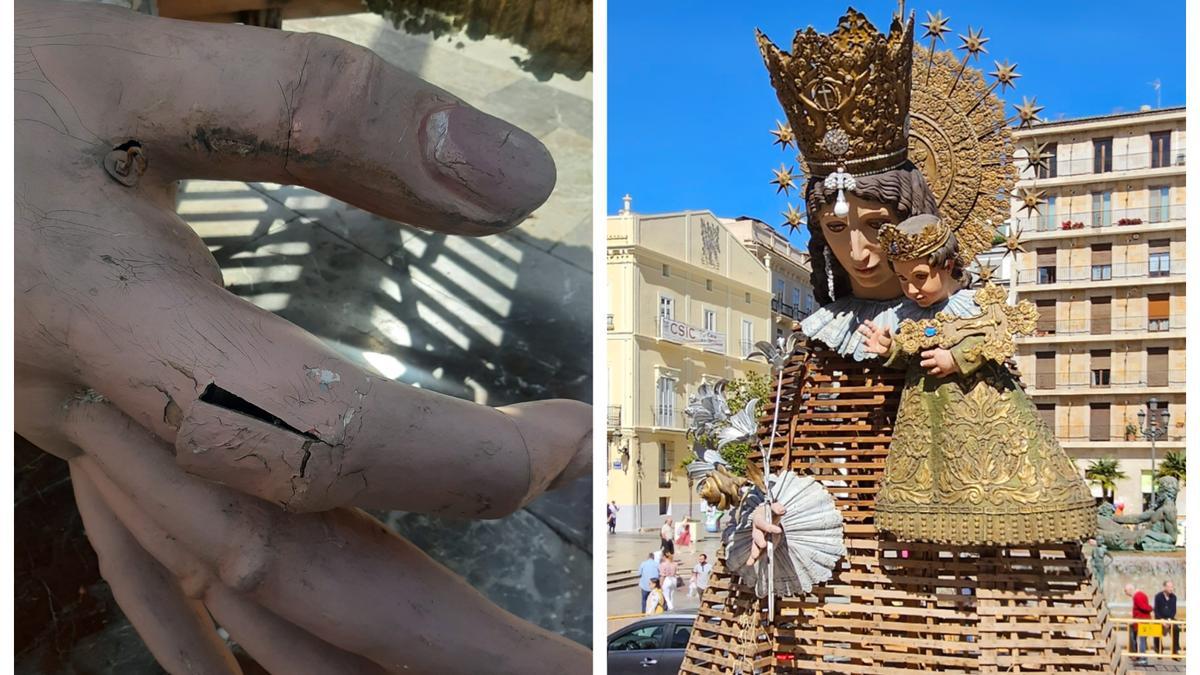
1014 96 1044 128
1001 225 1029 258
1021 142 1053 175
769 120 795 150
921 10 950 42
958 26 989 59
770 164 798 196
989 59 1020 92
976 260 1000 284
781 203 804 234
1015 187 1047 217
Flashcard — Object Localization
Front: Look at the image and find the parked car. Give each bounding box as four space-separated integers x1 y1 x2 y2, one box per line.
607 610 696 674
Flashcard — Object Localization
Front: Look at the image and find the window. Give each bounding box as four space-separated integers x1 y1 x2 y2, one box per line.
745 292 751 304
1147 348 1169 386
1037 142 1058 179
774 278 785 302
658 497 671 517
1036 247 1056 284
741 319 754 357
1150 131 1172 169
1042 194 1057 231
656 377 676 426
804 293 814 313
1090 349 1111 388
1090 243 1112 281
791 287 801 312
1148 293 1170 331
606 314 614 330
705 278 713 292
704 309 717 332
1148 239 1171 277
670 624 693 649
609 624 664 651
1091 190 1112 227
658 442 672 488
1035 299 1057 335
1091 296 1111 335
662 264 670 277
659 295 674 319
1089 403 1111 441
1093 137 1113 173
1142 471 1155 512
1149 186 1171 223
1036 403 1056 433
1035 351 1056 389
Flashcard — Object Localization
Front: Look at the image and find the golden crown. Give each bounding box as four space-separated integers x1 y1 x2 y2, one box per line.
756 8 915 178
877 215 951 262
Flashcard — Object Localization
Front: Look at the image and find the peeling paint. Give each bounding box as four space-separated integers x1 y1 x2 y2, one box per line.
305 367 341 391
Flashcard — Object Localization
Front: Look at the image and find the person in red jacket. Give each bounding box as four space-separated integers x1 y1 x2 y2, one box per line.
1125 583 1153 665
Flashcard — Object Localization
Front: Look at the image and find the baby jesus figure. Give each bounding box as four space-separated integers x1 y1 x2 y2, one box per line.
856 215 1095 546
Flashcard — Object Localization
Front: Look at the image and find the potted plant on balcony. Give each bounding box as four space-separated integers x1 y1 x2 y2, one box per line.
1124 422 1139 441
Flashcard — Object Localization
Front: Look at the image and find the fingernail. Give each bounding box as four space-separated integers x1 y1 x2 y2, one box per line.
424 106 556 224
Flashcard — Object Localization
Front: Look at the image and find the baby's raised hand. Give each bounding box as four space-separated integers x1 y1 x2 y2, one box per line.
920 348 960 377
857 319 892 355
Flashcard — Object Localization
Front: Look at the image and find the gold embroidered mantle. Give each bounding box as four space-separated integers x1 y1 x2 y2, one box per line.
876 296 1095 546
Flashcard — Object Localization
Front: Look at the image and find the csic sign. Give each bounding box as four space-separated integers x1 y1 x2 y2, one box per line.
660 317 725 353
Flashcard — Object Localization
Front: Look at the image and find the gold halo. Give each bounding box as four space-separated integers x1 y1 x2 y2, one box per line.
908 45 1015 264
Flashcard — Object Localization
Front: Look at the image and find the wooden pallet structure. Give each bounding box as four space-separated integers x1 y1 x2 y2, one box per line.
681 341 1127 674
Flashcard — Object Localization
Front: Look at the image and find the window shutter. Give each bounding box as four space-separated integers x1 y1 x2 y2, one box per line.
1148 294 1170 320
1090 296 1111 334
1091 244 1112 265
1089 404 1111 441
1147 348 1169 387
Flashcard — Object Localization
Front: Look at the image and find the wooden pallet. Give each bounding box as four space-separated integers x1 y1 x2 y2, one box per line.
680 342 1126 674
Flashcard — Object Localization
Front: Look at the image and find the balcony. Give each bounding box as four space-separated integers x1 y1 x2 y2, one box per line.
607 405 621 428
771 298 808 321
1051 425 1186 444
1021 314 1186 339
658 470 672 488
1018 149 1186 179
1017 261 1182 286
1027 369 1186 394
1014 204 1184 233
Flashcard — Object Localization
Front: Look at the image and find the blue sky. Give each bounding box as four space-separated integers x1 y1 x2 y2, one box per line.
607 1 1186 249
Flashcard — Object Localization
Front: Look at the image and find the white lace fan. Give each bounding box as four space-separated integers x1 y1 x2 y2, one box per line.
725 471 845 598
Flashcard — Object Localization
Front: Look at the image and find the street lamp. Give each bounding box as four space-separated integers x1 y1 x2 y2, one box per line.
1136 398 1170 489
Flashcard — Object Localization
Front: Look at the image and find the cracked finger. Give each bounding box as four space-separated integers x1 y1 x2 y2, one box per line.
69 460 244 675
63 263 589 517
63 397 591 674
18 1 554 235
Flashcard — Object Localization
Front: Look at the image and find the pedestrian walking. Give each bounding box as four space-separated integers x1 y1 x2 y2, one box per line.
659 551 678 611
606 501 618 534
1125 583 1152 666
660 516 675 556
676 521 692 551
637 552 660 611
644 578 665 615
689 553 712 598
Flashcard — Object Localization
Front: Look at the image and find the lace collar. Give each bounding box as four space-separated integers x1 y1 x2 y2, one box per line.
800 288 980 361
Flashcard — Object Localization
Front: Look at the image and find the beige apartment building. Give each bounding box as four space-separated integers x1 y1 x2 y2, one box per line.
723 217 817 341
606 198 771 531
1011 106 1186 517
